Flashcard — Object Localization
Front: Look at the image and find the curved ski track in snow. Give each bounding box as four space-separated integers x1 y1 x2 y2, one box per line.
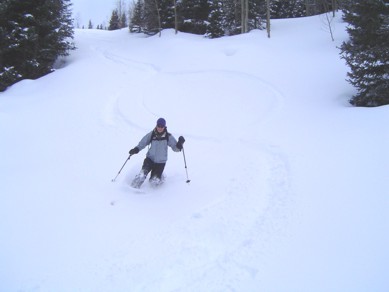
4 18 388 292
121 145 293 291
93 33 294 290
2 31 293 291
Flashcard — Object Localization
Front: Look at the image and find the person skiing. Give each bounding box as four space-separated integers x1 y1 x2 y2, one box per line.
129 118 185 188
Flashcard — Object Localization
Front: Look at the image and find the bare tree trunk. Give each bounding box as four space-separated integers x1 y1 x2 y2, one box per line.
321 0 335 41
116 0 126 27
241 0 248 33
241 0 244 33
245 0 248 32
116 0 123 17
173 0 178 34
266 0 270 38
332 0 337 17
154 0 161 37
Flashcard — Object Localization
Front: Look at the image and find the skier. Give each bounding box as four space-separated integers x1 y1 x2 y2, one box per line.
129 118 185 188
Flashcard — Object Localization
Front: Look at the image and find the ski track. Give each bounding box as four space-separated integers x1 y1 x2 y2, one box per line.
112 69 284 137
92 31 285 138
93 39 294 289
90 142 293 291
2 30 294 291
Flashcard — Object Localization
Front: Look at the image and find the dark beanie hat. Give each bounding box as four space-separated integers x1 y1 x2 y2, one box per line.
157 118 166 127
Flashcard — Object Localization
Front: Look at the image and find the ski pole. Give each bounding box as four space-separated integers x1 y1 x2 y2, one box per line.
111 155 132 182
182 147 191 183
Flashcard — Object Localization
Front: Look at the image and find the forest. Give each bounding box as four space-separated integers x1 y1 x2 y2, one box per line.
1 0 388 106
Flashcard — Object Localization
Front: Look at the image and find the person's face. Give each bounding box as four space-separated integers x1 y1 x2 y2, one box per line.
156 125 165 133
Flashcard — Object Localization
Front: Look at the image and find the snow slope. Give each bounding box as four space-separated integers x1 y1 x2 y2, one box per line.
1 14 389 292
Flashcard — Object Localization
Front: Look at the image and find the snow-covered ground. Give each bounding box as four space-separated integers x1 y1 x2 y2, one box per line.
1 14 388 292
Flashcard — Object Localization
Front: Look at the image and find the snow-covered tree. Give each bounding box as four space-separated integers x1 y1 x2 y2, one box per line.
0 0 75 92
178 0 209 35
143 0 161 35
130 0 145 32
206 0 224 38
340 0 389 106
222 0 240 35
270 0 306 18
159 0 176 29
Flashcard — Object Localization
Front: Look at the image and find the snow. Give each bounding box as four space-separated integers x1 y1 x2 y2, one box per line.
1 14 389 291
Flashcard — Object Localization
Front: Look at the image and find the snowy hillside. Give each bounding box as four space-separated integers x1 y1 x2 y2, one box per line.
1 14 389 291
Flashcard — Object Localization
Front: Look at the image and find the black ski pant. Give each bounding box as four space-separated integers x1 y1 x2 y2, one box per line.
142 157 166 179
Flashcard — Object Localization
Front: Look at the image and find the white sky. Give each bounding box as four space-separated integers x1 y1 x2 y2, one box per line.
70 0 118 28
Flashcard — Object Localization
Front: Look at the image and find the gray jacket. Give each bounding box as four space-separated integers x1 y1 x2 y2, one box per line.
136 129 180 163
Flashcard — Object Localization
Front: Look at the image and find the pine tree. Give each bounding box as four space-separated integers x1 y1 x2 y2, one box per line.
143 0 161 35
340 0 389 106
120 12 127 28
116 0 127 28
108 9 121 30
270 0 305 18
223 0 240 35
206 0 224 38
178 0 209 35
249 0 266 30
0 0 74 92
130 0 145 32
159 0 175 29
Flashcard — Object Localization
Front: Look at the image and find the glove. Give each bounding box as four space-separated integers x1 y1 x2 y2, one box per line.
129 147 139 155
176 136 185 150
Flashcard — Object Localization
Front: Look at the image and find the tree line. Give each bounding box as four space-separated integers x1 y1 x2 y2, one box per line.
0 0 388 106
124 0 339 37
0 0 74 92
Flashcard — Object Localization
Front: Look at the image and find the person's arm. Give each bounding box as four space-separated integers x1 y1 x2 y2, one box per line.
129 131 153 154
